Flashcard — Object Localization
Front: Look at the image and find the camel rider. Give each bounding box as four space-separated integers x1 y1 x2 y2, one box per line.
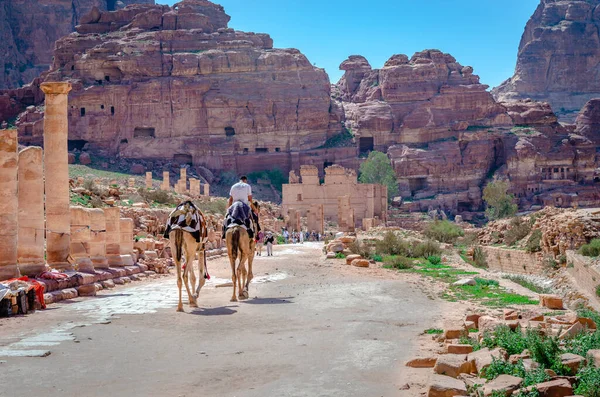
223 176 259 239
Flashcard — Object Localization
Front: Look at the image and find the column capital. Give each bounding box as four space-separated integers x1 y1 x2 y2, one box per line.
41 82 72 95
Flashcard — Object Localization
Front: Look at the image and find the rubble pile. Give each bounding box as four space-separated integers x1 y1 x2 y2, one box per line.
478 207 600 257
408 295 600 397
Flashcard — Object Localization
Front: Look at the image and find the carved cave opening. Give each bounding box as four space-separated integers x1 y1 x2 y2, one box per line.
68 140 88 151
408 178 427 195
225 127 235 137
133 127 155 138
255 148 268 153
359 137 374 153
173 153 193 165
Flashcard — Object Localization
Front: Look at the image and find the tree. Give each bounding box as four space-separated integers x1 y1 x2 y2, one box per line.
483 180 518 220
358 151 399 201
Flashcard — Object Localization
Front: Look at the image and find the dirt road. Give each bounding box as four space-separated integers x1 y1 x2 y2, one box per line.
0 242 443 397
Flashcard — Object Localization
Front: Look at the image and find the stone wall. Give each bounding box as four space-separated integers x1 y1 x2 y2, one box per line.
480 246 545 275
567 251 600 301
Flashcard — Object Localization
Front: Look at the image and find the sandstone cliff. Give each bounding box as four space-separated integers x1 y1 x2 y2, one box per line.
335 52 600 219
8 1 348 174
493 0 600 120
0 0 154 90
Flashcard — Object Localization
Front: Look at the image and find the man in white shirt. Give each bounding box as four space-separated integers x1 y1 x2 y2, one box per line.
228 176 252 207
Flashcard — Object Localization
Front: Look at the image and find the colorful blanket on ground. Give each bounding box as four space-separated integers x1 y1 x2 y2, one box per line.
1 276 46 309
164 201 205 242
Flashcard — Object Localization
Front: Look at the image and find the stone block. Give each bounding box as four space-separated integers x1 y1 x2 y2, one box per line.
514 379 572 397
478 316 502 334
433 354 473 378
406 357 437 368
345 254 362 265
448 344 474 354
427 374 468 397
468 348 507 375
351 259 370 268
560 353 586 375
560 322 584 340
77 284 96 297
540 294 564 310
444 326 467 340
482 375 523 397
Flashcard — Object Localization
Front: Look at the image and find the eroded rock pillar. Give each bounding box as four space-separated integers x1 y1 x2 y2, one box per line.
0 129 19 280
41 82 72 270
17 146 45 276
104 207 123 267
70 206 93 273
89 209 108 269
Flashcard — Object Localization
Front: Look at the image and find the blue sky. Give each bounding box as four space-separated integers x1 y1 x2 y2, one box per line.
161 0 539 88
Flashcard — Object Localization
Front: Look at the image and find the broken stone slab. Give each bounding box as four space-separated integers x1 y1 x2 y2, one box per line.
457 374 486 389
444 326 468 340
427 374 468 397
540 294 564 310
0 349 51 358
406 357 437 368
560 322 584 340
478 316 502 334
453 278 476 286
351 259 370 268
113 278 125 285
464 320 477 331
468 348 507 375
61 288 78 300
482 374 523 397
326 252 336 259
504 309 519 321
560 353 586 375
447 344 474 354
345 254 362 265
512 379 572 397
587 349 600 367
100 279 115 289
433 354 473 378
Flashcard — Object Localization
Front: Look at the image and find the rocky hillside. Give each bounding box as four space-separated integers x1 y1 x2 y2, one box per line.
493 0 600 121
0 0 154 90
4 0 348 175
335 51 600 220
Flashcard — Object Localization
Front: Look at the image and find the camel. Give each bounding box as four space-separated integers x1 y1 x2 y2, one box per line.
225 213 258 302
166 201 207 312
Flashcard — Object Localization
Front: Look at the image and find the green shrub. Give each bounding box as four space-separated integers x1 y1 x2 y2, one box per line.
580 239 600 257
375 232 406 256
412 240 442 258
575 366 600 397
483 357 523 380
526 331 563 373
475 278 499 287
505 217 532 246
597 285 600 298
383 255 413 270
525 229 542 253
372 254 383 262
459 335 482 352
335 253 346 259
424 328 443 335
564 329 600 358
502 274 552 294
276 235 286 245
473 246 488 268
424 220 464 243
482 325 528 356
348 239 372 259
137 187 174 205
428 255 442 266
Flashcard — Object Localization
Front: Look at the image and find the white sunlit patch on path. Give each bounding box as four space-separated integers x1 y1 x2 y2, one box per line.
0 271 288 358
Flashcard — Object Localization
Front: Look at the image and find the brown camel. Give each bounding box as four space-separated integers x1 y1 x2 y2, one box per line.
225 224 255 302
170 229 207 312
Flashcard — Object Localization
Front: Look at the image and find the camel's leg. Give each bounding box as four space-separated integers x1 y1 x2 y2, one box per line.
195 249 207 297
175 259 184 312
230 254 238 302
246 242 255 295
237 255 247 299
182 242 197 307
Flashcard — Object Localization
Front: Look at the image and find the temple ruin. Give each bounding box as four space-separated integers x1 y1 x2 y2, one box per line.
282 165 387 230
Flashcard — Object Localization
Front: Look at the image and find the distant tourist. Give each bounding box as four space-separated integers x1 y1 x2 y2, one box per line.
256 230 264 256
299 230 304 244
265 232 275 256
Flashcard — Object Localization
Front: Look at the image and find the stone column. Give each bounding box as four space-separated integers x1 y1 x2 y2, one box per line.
41 82 72 270
0 129 19 280
307 204 324 234
89 209 108 269
104 207 123 267
17 146 45 276
70 206 93 273
161 171 169 190
337 195 352 232
203 184 210 196
190 179 200 197
119 218 133 255
145 172 152 189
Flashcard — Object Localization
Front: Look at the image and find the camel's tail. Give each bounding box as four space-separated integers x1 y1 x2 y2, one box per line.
172 229 184 263
231 228 240 263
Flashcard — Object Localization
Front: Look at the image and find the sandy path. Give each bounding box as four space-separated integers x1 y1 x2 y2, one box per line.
0 242 445 397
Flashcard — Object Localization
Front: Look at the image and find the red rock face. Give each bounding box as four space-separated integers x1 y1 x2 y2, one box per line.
493 0 600 121
8 1 346 175
0 0 154 90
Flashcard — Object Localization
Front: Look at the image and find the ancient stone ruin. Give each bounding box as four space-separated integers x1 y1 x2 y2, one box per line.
282 165 387 231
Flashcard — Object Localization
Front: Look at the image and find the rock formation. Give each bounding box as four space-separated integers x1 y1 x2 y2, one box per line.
335 51 600 218
3 1 347 175
493 0 600 120
0 0 155 90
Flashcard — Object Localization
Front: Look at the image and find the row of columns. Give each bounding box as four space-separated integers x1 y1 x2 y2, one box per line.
150 169 210 196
